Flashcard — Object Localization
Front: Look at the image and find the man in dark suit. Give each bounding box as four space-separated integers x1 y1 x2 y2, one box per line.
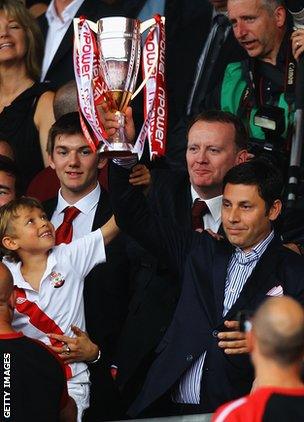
109 157 304 417
42 112 129 421
113 110 248 410
39 0 123 88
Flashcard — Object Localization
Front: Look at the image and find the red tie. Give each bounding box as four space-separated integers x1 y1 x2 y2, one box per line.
191 199 209 231
55 206 80 245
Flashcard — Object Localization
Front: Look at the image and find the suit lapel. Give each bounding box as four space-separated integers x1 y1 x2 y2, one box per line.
224 237 282 321
176 178 192 230
43 197 58 220
38 14 48 38
91 188 112 231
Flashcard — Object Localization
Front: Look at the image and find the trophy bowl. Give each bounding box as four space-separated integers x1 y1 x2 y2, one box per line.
97 17 141 157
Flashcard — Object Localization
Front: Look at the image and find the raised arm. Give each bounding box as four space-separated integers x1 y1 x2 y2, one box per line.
100 215 120 246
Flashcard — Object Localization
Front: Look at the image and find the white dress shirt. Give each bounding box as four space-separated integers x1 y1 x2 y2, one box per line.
191 186 222 233
41 0 84 81
51 183 101 239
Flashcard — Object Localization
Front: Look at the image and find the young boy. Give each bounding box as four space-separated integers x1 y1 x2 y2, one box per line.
0 197 118 420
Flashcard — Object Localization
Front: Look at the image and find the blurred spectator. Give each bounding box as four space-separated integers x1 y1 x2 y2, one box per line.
0 0 54 188
213 297 304 421
0 155 21 205
26 0 51 17
53 80 78 120
39 0 123 88
0 262 77 422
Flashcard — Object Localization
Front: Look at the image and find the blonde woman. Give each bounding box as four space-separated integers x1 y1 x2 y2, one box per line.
0 0 54 188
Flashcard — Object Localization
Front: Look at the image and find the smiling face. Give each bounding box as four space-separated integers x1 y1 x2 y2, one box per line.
3 206 55 257
228 0 286 64
49 133 103 202
186 120 247 199
0 11 27 65
222 183 281 252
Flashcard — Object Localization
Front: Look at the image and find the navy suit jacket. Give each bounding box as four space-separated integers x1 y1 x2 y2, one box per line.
109 163 304 416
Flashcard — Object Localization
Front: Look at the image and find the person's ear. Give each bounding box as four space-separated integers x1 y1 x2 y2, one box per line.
2 236 19 252
49 153 56 170
268 199 282 222
97 157 108 170
235 149 249 164
274 5 286 29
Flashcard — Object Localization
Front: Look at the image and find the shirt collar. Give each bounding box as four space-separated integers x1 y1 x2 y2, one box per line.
57 183 101 216
234 230 274 265
191 185 222 223
212 7 228 19
46 0 84 24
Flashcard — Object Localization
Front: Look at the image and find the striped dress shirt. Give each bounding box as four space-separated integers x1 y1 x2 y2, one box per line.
174 231 274 404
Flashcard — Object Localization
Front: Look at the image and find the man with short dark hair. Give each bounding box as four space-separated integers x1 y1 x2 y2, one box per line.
109 157 304 417
213 296 304 421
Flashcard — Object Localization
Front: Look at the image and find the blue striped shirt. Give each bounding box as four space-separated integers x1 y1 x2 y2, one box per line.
174 231 274 404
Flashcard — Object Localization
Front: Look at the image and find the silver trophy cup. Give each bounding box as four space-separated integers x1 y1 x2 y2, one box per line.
97 17 141 157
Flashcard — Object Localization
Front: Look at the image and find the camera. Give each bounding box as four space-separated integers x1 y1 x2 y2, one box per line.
253 105 286 151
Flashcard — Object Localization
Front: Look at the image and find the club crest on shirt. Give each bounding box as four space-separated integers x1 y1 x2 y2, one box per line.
50 271 65 288
16 297 26 305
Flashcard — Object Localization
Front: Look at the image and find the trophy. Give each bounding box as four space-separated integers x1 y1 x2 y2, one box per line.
74 15 167 159
97 17 141 157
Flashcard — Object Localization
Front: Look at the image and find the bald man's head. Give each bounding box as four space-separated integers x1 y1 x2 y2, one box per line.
253 297 304 366
0 263 14 306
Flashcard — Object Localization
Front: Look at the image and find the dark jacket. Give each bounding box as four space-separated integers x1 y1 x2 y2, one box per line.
109 163 304 417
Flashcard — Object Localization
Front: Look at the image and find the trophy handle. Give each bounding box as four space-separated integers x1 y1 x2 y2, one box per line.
140 16 165 34
132 16 165 100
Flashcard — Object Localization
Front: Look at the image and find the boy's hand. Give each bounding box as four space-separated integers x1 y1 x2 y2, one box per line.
47 326 100 364
217 320 248 354
129 164 151 188
98 103 136 142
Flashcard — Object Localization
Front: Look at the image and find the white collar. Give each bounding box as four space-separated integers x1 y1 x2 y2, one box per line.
191 185 222 223
46 0 84 24
57 183 101 216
